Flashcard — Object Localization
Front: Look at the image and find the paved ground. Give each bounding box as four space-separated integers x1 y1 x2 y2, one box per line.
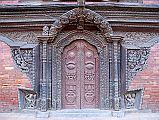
0 111 159 120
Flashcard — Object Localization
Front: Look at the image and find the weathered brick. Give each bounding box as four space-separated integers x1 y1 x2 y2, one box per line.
0 41 31 112
129 42 159 112
144 0 159 4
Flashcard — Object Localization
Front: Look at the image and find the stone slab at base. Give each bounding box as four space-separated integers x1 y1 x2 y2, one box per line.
50 109 112 117
36 111 49 118
111 110 125 118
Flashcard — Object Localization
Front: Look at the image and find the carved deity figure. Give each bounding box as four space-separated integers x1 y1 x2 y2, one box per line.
77 0 85 6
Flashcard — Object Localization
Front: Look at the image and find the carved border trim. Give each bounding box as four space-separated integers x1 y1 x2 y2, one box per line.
52 30 110 109
47 8 113 39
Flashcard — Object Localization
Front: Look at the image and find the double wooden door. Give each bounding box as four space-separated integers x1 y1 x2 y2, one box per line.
62 40 99 109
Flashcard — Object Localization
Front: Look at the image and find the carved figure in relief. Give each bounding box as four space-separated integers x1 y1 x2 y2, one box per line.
125 93 136 109
25 93 36 109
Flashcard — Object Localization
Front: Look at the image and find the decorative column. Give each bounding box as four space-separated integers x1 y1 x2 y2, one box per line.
38 36 50 112
112 36 122 111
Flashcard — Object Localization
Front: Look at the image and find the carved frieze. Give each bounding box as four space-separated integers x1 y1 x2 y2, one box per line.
1 32 40 43
114 32 159 46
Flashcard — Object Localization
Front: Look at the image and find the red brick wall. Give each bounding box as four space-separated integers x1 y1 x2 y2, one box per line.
0 0 19 4
0 41 31 112
129 42 159 112
144 0 159 4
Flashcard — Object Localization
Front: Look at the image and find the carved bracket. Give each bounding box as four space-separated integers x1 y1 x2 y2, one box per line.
11 45 38 87
11 48 33 73
124 88 144 109
18 87 37 109
127 48 150 88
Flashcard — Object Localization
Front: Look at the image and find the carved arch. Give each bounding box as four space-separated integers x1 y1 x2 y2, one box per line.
49 8 113 39
54 30 106 53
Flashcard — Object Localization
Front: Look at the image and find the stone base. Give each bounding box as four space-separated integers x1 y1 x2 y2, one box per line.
111 110 125 118
36 111 49 118
50 109 112 117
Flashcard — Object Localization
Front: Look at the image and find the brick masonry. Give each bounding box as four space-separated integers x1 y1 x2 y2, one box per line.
144 0 159 4
0 41 31 112
0 0 19 4
129 42 159 112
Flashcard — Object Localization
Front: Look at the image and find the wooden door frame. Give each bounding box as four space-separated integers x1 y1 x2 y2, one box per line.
51 30 111 110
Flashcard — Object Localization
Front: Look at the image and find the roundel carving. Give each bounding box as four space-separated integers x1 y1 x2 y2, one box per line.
66 92 76 103
68 52 75 58
84 92 95 103
86 51 93 58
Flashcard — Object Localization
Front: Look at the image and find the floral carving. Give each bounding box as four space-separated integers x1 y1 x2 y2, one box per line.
49 8 112 39
11 48 34 86
2 32 39 43
114 32 159 46
127 48 150 88
11 48 32 73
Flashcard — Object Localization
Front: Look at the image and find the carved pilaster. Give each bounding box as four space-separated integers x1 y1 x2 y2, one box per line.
100 45 110 109
112 36 122 111
38 36 50 112
47 43 52 109
52 45 57 110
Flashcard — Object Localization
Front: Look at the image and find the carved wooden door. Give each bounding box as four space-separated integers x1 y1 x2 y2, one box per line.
62 40 99 109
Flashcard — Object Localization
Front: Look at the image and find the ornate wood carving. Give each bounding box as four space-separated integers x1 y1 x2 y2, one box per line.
11 48 33 73
38 39 48 111
2 32 39 43
18 88 37 110
112 36 122 110
114 32 159 46
124 88 144 109
121 45 150 92
62 40 99 109
126 48 150 88
51 30 112 110
11 48 35 86
49 8 113 39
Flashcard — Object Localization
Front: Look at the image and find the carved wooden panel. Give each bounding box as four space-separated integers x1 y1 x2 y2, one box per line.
62 40 99 109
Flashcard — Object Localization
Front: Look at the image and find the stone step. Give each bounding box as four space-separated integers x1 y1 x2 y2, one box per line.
50 109 112 117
